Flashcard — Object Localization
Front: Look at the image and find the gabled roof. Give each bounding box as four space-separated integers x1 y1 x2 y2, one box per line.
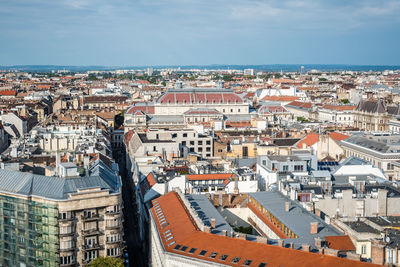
325 235 356 251
329 132 350 142
297 133 319 148
286 101 312 109
356 99 386 114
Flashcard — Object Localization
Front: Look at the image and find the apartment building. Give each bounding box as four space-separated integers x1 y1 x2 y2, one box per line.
0 159 123 267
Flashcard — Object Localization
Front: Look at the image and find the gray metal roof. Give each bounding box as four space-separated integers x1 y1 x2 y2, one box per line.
186 194 233 236
249 190 342 249
0 160 121 201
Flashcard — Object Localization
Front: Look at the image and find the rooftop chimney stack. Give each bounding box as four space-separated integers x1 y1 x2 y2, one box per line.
302 244 310 252
211 218 216 229
310 222 318 234
285 201 290 212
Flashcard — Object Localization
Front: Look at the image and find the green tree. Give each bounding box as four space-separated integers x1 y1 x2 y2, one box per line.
340 99 350 104
89 257 124 267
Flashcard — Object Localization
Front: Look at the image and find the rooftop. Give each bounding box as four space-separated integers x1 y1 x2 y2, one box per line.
150 191 380 267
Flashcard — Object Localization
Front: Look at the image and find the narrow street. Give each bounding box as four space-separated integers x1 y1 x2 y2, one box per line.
114 149 147 267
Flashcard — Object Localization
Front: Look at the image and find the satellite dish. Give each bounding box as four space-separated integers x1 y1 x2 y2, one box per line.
386 236 391 243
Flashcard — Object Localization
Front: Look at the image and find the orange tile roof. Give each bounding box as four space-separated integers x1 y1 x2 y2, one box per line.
147 172 156 187
297 133 319 148
0 89 16 96
261 96 299 102
151 192 381 267
322 104 356 111
287 101 312 109
325 235 355 251
329 132 350 142
187 173 234 181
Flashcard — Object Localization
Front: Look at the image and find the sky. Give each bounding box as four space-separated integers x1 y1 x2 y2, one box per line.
0 0 400 66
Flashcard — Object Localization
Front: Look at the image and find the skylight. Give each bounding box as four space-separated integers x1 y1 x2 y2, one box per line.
232 257 241 264
199 250 208 256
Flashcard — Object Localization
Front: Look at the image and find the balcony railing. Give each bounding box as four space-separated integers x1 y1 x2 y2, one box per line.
105 224 122 230
81 229 103 236
81 214 102 221
82 244 104 251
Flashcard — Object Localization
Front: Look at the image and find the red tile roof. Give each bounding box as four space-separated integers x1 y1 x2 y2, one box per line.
151 192 380 267
329 132 350 142
297 133 319 148
325 235 355 251
187 173 234 181
287 101 312 109
261 96 299 102
0 89 16 96
126 104 155 115
322 105 356 111
158 92 243 104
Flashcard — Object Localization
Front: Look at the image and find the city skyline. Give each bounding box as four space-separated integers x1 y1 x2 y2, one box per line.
1 0 400 66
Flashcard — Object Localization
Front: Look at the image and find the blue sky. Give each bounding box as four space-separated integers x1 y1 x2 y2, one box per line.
0 0 399 66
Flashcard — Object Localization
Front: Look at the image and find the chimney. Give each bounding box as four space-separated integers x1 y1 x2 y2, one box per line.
285 201 290 212
228 194 232 204
314 237 322 248
289 242 294 249
346 252 361 261
310 222 318 234
256 236 268 244
302 244 310 252
277 240 284 247
237 233 246 240
211 218 216 229
324 248 339 257
222 230 227 236
204 226 211 233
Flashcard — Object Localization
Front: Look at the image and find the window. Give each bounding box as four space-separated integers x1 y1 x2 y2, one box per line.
190 141 195 145
153 146 157 152
294 165 303 171
198 141 203 145
180 246 188 252
85 250 98 261
199 250 208 256
210 252 218 259
189 248 197 254
107 247 120 257
183 133 187 137
361 244 367 254
283 165 288 171
206 147 211 152
206 140 211 145
219 254 228 261
60 256 74 265
243 259 252 266
232 257 241 264
182 141 186 146
106 234 121 243
262 160 266 166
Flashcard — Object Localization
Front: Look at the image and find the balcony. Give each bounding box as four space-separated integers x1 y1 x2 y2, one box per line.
81 229 103 236
82 243 104 251
81 214 102 222
105 224 122 230
60 246 77 252
105 210 121 216
59 216 75 222
59 231 76 238
106 239 123 245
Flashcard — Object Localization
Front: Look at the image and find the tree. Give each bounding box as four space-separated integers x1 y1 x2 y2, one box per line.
340 99 350 104
89 257 124 267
